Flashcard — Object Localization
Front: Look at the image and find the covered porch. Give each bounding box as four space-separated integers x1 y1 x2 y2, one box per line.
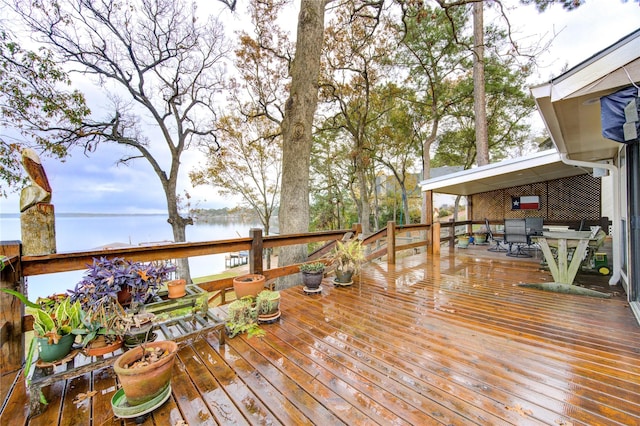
2 247 636 425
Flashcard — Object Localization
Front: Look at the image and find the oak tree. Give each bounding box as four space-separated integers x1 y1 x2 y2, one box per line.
11 0 231 280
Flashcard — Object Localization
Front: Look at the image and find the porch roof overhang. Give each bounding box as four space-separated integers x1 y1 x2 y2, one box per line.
420 149 587 196
531 28 640 162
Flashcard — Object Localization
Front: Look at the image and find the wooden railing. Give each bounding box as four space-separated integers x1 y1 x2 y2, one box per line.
1 220 447 376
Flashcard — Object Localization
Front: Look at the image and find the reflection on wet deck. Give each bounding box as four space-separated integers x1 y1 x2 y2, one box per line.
2 247 638 425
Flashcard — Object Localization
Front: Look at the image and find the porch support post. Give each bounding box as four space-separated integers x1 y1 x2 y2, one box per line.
1 241 24 374
387 221 396 265
249 228 263 275
431 222 441 256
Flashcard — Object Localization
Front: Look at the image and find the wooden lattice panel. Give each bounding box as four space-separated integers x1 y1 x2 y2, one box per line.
472 190 504 220
547 174 601 221
471 174 600 221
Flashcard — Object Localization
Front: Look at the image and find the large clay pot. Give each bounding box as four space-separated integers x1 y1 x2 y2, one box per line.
167 279 186 299
233 274 266 299
113 340 178 406
37 333 75 363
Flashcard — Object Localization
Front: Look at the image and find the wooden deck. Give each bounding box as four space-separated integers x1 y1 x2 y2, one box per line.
2 246 639 425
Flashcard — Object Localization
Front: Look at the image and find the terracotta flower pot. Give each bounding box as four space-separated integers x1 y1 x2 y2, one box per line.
232 274 266 299
113 340 178 406
167 279 186 299
83 335 123 357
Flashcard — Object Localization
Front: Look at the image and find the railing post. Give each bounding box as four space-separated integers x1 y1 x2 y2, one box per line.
387 221 396 265
430 222 441 256
249 228 263 275
1 241 24 374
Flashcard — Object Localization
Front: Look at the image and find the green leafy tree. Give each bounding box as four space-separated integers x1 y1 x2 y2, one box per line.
396 4 470 222
0 28 89 196
309 129 350 231
319 2 398 234
369 85 422 225
190 114 281 239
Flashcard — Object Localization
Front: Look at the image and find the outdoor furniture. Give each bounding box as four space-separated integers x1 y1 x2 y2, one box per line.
524 217 544 252
485 218 507 252
528 229 609 297
504 219 531 258
525 217 544 239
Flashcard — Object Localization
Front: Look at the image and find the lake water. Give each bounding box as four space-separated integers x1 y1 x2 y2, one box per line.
0 213 263 300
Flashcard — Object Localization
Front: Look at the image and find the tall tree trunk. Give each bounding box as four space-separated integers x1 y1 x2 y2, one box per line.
165 179 192 282
277 0 325 289
473 1 489 166
357 166 371 234
402 186 410 225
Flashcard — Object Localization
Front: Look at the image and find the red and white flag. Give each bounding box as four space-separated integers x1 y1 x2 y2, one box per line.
512 196 539 210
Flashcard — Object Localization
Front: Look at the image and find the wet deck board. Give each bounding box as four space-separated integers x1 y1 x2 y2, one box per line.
2 248 639 425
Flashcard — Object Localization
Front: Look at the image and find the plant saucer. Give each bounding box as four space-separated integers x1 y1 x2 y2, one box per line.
303 285 322 295
258 310 281 323
35 349 80 368
111 384 171 419
333 278 353 287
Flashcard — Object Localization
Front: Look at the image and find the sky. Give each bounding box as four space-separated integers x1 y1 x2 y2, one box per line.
0 0 639 215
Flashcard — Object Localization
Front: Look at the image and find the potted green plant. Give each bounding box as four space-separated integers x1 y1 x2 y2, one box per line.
473 226 488 244
330 239 365 284
299 262 325 290
457 234 471 248
255 289 280 322
0 290 82 367
225 297 264 338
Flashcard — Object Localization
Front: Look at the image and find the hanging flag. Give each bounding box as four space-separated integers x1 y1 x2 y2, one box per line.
512 196 539 210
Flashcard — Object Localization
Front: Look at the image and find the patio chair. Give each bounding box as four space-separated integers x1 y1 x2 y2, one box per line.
485 218 507 252
525 217 544 252
504 219 532 258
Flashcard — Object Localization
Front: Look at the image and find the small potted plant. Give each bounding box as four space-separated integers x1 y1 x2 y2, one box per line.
473 226 488 244
255 289 280 322
457 234 471 248
232 273 266 299
225 297 264 338
299 262 325 290
112 340 179 408
166 278 186 299
121 312 157 348
330 239 365 284
0 291 82 368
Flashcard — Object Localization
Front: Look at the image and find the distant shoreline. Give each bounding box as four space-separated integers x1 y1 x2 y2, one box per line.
0 212 168 218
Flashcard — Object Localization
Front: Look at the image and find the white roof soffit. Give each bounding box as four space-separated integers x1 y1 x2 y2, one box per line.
531 30 640 162
550 38 640 102
420 150 587 196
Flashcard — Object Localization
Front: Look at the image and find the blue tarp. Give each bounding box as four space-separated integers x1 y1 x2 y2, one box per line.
600 85 640 143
